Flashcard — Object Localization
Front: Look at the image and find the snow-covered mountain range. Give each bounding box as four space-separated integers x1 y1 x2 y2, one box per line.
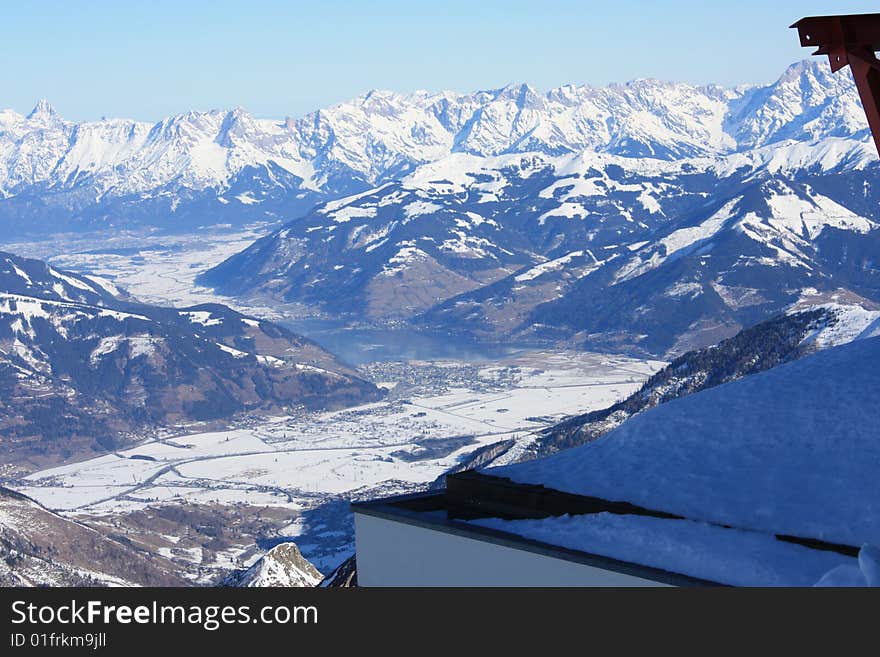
196 62 880 356
4 60 880 357
200 139 880 351
0 60 871 235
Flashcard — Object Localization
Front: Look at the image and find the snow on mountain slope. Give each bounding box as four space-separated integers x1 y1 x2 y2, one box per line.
799 302 880 347
0 60 871 235
202 122 880 354
488 335 880 548
0 486 185 586
442 306 861 480
522 175 880 355
0 251 383 470
0 250 126 306
728 59 870 148
225 542 323 587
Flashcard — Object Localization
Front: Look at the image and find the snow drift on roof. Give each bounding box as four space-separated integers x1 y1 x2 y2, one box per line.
470 513 856 586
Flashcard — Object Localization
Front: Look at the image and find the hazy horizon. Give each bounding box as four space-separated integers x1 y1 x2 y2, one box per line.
2 0 877 122
2 57 820 124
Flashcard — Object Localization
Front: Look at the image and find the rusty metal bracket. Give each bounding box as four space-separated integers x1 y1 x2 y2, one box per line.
792 13 880 155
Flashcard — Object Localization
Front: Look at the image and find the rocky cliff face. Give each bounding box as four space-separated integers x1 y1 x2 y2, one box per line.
320 555 358 588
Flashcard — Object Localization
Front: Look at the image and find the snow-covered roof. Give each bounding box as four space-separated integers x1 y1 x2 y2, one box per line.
487 336 880 548
470 513 857 587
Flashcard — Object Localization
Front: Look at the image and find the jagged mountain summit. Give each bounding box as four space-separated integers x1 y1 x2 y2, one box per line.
0 251 382 470
0 60 870 235
224 542 323 587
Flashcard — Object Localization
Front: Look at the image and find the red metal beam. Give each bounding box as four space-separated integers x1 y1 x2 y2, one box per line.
792 13 880 156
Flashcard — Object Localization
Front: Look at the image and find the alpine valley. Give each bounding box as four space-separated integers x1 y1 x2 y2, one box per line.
0 250 382 470
3 59 880 587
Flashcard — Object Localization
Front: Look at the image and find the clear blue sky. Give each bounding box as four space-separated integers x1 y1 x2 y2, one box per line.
1 0 877 122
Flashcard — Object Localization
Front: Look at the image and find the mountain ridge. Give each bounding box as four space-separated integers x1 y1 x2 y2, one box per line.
437 301 880 481
0 251 383 470
200 136 880 356
0 60 869 235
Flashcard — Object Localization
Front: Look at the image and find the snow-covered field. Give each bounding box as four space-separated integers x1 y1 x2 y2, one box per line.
0 227 661 572
5 225 293 319
16 351 663 570
21 352 662 513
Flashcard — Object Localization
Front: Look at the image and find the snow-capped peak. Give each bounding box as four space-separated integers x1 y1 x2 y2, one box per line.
27 99 61 122
227 543 323 587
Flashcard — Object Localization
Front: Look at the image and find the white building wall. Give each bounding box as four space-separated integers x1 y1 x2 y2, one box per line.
355 512 671 587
